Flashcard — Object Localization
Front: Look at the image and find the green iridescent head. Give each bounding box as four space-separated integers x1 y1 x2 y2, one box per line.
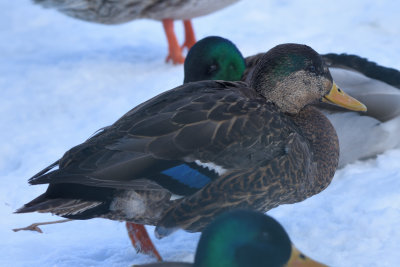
193 210 290 267
184 36 246 83
193 210 327 267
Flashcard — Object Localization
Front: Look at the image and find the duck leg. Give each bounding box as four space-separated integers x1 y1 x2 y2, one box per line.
162 19 185 64
12 219 73 233
126 222 162 261
181 20 196 51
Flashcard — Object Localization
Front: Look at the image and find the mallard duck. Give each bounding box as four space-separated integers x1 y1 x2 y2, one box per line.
133 210 327 267
33 0 240 64
16 43 366 260
185 36 400 167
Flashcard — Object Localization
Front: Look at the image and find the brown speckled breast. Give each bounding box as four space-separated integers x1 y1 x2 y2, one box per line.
290 106 339 197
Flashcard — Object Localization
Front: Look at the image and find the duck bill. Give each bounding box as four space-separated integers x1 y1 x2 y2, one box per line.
287 245 328 267
322 82 367 112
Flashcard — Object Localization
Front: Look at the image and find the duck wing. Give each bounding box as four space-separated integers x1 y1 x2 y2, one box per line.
29 80 297 197
322 53 400 122
327 67 400 122
322 53 400 88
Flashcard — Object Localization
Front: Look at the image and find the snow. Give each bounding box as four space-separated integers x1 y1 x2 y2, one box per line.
1 0 399 266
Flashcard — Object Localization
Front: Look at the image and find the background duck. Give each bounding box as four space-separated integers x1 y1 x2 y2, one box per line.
33 0 240 64
319 54 400 167
133 210 327 267
16 43 365 260
185 36 400 167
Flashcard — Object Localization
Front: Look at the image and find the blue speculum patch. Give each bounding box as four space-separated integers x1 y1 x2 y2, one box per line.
161 164 212 189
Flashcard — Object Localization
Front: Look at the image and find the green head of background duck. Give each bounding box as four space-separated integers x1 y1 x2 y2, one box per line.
184 36 246 83
135 210 327 267
195 210 327 267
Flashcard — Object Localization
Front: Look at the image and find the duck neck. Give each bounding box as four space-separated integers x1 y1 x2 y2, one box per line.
291 106 339 195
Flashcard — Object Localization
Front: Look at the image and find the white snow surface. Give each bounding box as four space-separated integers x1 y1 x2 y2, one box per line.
1 0 400 266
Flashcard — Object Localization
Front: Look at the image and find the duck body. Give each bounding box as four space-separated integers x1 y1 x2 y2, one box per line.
34 0 240 24
17 80 335 232
18 44 364 238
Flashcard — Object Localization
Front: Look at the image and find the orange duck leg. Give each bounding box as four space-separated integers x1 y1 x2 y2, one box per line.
162 19 185 64
181 20 196 50
126 222 162 261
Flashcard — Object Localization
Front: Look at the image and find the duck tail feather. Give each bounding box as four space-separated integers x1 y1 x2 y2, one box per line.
15 193 102 216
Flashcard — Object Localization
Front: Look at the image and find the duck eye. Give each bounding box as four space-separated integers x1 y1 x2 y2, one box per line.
208 64 218 74
299 253 307 260
309 65 316 73
258 231 270 241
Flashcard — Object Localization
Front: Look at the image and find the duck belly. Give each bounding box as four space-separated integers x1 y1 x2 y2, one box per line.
34 0 240 24
106 189 172 225
142 0 241 20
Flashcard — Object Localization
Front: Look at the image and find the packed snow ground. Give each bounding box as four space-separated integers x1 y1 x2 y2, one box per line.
1 0 400 266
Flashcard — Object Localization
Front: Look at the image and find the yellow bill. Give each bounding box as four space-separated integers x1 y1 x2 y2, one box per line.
287 244 328 267
322 82 367 112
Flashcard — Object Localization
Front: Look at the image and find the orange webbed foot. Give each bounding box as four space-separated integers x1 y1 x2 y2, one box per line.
165 53 185 64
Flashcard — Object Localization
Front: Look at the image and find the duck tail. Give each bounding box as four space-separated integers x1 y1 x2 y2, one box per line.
15 193 59 213
15 193 102 217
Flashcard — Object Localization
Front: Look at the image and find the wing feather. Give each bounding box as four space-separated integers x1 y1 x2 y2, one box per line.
29 81 300 194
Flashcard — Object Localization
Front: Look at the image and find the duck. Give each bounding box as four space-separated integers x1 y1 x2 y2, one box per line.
133 210 327 267
16 43 366 260
33 0 240 64
317 54 400 167
185 36 400 167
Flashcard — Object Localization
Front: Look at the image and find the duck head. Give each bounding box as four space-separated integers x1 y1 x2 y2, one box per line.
194 210 327 267
184 36 246 83
250 44 367 114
